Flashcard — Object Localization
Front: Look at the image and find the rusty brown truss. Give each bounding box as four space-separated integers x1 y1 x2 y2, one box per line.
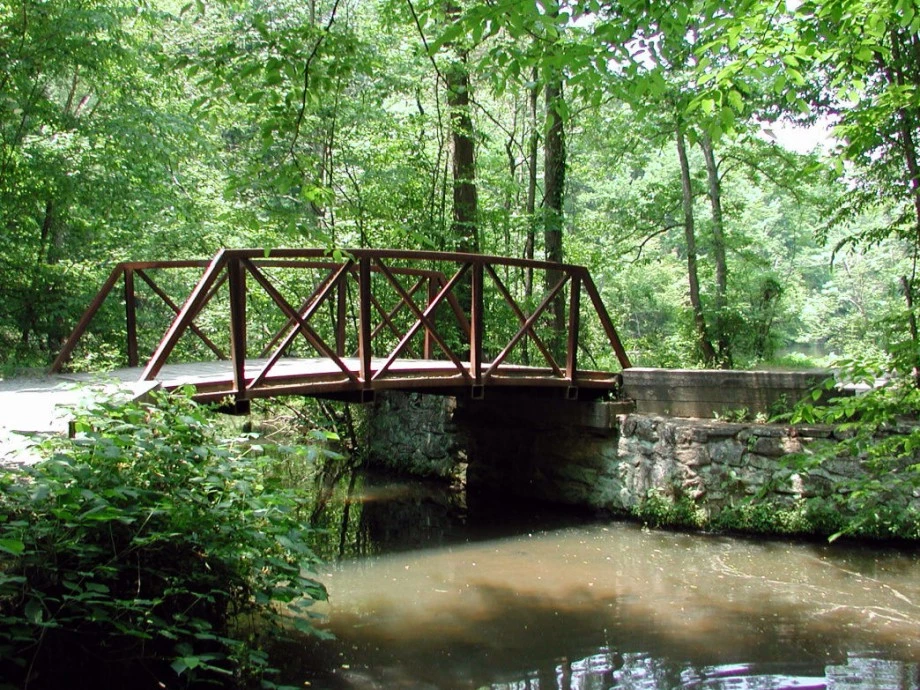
52 248 632 406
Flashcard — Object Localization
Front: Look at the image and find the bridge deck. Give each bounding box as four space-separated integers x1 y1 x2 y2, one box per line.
149 357 620 402
0 373 158 466
1 356 619 442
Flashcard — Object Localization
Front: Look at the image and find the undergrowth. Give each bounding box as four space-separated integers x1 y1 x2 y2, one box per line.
783 352 920 541
0 389 330 690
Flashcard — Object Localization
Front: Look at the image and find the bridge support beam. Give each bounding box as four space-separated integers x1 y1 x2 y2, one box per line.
219 398 251 416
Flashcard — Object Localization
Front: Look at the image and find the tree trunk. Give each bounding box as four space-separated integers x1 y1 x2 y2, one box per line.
886 30 920 381
441 8 478 357
676 125 718 366
902 274 920 385
700 134 731 367
524 68 539 303
446 46 478 253
888 30 920 239
504 135 514 252
544 75 566 358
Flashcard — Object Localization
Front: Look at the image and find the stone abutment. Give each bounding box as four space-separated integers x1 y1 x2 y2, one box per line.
364 390 892 527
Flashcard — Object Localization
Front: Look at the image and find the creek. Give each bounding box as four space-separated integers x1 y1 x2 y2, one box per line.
281 470 920 689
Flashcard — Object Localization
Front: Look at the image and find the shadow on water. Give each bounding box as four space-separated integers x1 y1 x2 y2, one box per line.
305 465 599 560
282 466 920 690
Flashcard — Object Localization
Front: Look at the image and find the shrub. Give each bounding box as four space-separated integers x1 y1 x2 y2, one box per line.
787 354 920 541
0 390 327 689
634 488 707 530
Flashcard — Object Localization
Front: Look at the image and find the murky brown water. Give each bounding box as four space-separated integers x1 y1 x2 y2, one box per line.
285 474 920 689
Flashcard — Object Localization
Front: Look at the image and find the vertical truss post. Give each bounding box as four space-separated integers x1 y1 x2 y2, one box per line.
336 272 347 357
424 275 437 360
124 268 139 368
566 273 581 383
228 255 249 411
470 261 483 391
358 256 373 394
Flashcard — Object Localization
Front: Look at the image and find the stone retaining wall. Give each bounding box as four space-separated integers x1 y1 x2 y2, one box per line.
363 392 897 521
365 392 466 479
614 415 850 514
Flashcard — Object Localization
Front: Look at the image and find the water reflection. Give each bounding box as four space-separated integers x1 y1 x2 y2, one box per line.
288 470 920 690
306 467 591 560
305 467 471 560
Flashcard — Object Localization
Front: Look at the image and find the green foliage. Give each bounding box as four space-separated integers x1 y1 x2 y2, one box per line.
0 390 328 689
633 488 707 531
712 407 769 424
0 0 227 363
785 353 920 541
792 0 920 249
0 0 913 376
711 498 848 537
796 236 913 360
632 482 909 540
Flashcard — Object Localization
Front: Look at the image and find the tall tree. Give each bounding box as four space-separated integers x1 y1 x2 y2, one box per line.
676 121 719 364
444 3 479 253
524 69 540 300
544 71 566 350
700 133 731 365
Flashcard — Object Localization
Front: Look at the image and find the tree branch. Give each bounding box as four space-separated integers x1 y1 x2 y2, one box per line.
289 0 343 167
633 223 682 263
404 0 446 84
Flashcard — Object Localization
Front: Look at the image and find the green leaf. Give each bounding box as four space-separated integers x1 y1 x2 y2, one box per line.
171 657 195 675
727 89 744 112
0 539 25 556
24 599 44 625
292 616 318 635
264 68 283 87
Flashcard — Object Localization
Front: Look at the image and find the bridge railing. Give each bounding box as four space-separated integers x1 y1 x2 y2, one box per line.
53 248 631 402
51 260 213 372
